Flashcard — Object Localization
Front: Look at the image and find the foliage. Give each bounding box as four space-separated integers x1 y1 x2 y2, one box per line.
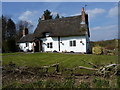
2 16 17 53
43 9 52 20
62 76 75 88
77 82 90 88
90 39 118 50
117 76 120 88
92 46 103 55
6 19 16 39
92 78 110 88
2 15 7 40
16 20 33 40
3 39 17 53
42 80 62 88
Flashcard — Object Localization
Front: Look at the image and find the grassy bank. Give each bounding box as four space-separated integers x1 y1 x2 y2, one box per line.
2 52 116 68
2 52 119 88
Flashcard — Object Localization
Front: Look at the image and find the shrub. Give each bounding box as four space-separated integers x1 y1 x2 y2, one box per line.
63 78 75 88
77 82 90 88
42 80 63 88
103 48 107 55
2 39 17 53
92 46 103 55
92 78 110 88
117 76 120 88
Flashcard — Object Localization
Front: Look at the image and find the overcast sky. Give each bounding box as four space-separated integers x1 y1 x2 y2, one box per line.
2 2 118 41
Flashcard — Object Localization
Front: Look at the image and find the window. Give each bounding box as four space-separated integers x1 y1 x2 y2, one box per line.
26 43 29 47
73 40 76 46
50 42 53 48
70 41 72 46
45 33 50 37
69 40 76 47
47 43 49 48
47 42 53 48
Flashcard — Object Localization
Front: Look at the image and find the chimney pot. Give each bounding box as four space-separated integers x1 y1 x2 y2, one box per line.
41 15 45 20
82 7 84 12
81 7 85 24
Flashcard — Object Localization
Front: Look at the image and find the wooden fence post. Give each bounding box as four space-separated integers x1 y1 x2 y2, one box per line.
55 64 59 73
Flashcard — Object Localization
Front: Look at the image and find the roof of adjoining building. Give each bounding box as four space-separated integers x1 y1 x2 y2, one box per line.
17 34 34 43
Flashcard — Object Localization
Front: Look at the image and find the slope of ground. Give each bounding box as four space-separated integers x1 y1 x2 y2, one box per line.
2 52 116 68
90 39 118 50
2 52 119 88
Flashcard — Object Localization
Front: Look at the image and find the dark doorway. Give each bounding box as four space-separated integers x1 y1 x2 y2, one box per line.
34 40 39 52
39 40 43 52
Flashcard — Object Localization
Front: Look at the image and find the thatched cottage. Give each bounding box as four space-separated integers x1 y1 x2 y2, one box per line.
17 8 90 53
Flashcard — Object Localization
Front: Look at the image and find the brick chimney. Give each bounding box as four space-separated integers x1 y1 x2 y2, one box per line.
23 27 28 37
41 14 45 20
81 7 86 24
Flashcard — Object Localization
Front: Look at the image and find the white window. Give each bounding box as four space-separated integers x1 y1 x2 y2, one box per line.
47 42 53 48
70 40 76 47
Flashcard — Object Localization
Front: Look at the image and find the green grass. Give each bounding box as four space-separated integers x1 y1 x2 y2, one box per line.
2 52 117 68
2 52 24 56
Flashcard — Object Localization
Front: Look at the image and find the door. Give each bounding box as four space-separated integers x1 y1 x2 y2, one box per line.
35 41 39 52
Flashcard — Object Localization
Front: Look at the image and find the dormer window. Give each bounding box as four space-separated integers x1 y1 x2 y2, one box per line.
44 32 50 37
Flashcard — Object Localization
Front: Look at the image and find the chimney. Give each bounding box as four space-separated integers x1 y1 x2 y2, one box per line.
81 7 86 24
41 14 45 20
23 27 28 37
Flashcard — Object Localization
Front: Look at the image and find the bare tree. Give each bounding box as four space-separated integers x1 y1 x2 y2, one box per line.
16 20 33 40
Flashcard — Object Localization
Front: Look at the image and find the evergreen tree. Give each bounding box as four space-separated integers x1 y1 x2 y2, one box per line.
2 15 7 40
2 16 17 52
0 16 2 52
6 19 16 39
43 9 52 20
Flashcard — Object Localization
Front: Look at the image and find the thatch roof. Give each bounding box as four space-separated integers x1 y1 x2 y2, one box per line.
34 15 89 38
17 34 34 43
18 15 89 43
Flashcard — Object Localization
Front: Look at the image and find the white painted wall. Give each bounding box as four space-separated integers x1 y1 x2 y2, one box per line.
19 42 33 52
41 37 59 52
60 36 86 53
18 36 90 53
41 36 88 53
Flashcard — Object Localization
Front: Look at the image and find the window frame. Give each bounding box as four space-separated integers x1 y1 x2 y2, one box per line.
47 42 53 48
50 42 53 48
26 43 29 47
70 41 72 47
73 40 76 46
69 40 76 47
47 43 49 48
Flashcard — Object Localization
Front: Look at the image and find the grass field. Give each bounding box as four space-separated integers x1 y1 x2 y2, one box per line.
2 52 119 88
2 52 117 68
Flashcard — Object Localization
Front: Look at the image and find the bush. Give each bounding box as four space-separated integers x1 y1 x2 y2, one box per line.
77 82 90 88
63 78 75 88
42 80 63 88
117 76 120 88
92 46 103 55
92 78 110 88
2 39 17 53
103 48 116 55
